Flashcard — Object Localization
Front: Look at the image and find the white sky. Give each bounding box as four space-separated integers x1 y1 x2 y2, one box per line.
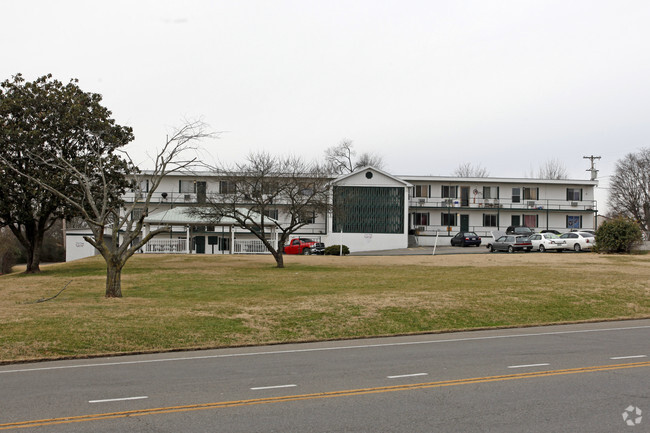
4 1 650 211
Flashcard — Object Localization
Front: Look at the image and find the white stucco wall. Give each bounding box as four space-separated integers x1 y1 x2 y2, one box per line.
65 232 98 262
323 232 408 252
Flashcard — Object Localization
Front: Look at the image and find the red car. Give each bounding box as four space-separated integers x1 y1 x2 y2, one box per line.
283 238 325 255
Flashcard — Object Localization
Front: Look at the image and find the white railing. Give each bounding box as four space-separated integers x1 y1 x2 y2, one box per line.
145 239 187 253
233 239 274 254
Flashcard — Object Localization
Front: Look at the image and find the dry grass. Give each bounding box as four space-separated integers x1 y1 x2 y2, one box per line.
1 252 649 363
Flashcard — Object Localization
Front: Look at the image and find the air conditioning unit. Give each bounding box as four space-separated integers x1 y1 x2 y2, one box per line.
571 201 578 207
527 201 536 207
444 198 454 206
418 198 425 205
184 194 192 202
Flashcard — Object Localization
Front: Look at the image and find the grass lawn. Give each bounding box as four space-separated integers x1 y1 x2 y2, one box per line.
1 252 649 363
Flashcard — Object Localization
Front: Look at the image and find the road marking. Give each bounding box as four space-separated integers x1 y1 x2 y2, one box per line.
89 396 148 404
2 324 649 375
387 373 428 379
610 355 647 360
2 361 649 430
508 363 550 369
250 384 297 391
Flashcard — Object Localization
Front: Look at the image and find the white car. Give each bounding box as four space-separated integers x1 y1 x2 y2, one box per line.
528 233 566 252
559 231 596 252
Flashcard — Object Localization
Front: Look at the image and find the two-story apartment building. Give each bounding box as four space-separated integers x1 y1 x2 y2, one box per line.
403 176 598 245
65 168 598 260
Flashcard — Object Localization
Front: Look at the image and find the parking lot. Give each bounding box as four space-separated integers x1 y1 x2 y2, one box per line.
351 241 650 256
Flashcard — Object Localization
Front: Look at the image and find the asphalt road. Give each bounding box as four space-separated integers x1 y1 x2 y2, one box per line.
1 320 649 432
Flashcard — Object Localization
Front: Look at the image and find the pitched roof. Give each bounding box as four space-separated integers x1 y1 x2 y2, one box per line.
144 206 276 226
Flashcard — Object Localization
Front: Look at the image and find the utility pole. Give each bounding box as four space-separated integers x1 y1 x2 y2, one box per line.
583 155 601 181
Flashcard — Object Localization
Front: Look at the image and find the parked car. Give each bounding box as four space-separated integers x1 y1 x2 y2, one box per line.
450 231 482 247
283 238 325 255
528 233 566 252
559 231 596 251
489 235 533 253
540 229 562 235
505 226 535 236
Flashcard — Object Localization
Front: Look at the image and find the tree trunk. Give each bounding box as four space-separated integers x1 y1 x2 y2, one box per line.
272 251 285 268
24 235 43 273
105 260 123 298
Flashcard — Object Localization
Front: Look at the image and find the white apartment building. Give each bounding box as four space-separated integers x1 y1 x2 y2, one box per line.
403 175 598 246
65 167 598 260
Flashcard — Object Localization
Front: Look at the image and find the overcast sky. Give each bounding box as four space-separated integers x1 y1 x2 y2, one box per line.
3 1 650 210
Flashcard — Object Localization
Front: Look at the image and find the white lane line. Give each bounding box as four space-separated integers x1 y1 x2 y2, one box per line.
3 324 650 374
250 384 297 391
610 355 647 360
89 396 148 404
387 373 428 379
507 363 550 369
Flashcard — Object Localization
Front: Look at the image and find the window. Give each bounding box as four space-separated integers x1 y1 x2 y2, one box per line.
414 185 429 198
179 180 195 193
441 185 458 199
131 208 145 221
566 215 582 229
302 211 316 224
483 186 491 199
523 187 538 200
413 212 429 226
483 214 497 227
441 213 457 226
512 188 521 203
523 214 538 228
132 180 148 194
219 180 235 194
333 186 404 234
567 188 582 201
263 209 279 220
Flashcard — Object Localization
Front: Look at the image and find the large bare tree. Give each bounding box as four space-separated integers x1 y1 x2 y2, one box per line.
535 158 568 179
324 139 385 175
610 148 650 236
192 152 331 268
453 163 489 177
2 121 211 297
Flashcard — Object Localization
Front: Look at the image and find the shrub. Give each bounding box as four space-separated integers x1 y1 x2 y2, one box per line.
324 245 350 255
595 217 643 253
0 229 19 274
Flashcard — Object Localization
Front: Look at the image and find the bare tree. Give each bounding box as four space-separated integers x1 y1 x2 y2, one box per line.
1 121 212 297
610 148 650 235
324 139 385 175
192 152 331 268
453 162 489 177
536 158 568 179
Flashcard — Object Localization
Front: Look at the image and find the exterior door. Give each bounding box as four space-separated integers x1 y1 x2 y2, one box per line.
460 186 470 207
194 236 205 254
196 181 207 204
511 215 521 227
460 214 470 232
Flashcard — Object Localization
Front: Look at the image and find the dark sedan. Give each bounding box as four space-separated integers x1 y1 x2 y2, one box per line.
488 235 533 253
450 231 482 247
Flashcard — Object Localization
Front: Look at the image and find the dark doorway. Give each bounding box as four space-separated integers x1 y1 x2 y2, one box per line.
194 236 205 254
197 181 207 204
460 214 470 232
460 186 470 207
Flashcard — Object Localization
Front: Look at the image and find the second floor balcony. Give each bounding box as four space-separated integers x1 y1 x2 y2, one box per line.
408 197 597 212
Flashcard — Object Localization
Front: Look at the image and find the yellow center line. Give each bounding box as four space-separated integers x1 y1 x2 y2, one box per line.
2 360 648 430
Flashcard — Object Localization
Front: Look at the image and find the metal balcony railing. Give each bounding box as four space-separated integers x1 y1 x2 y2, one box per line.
408 197 597 211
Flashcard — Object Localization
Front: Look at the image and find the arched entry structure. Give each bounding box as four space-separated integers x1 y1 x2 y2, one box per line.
142 207 278 254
